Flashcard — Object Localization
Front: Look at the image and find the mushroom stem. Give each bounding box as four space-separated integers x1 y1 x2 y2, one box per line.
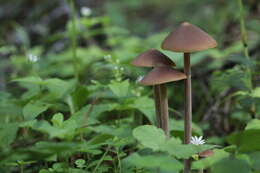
184 52 192 173
159 84 169 137
154 85 162 128
154 84 169 137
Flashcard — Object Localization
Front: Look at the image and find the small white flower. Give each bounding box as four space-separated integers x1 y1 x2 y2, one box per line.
136 76 144 83
104 54 112 60
190 136 205 145
120 67 124 71
114 66 119 70
81 7 91 17
27 53 39 63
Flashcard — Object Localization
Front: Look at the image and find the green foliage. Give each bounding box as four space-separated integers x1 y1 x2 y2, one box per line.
133 125 166 151
125 153 183 172
109 80 130 97
133 125 216 159
0 0 259 172
23 101 50 120
211 157 251 173
0 123 19 149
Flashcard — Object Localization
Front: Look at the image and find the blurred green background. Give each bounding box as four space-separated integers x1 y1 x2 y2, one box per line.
0 0 259 172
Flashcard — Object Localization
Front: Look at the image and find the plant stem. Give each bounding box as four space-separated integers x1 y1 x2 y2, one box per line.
93 146 110 173
160 84 169 137
184 52 192 173
238 0 249 60
20 165 24 173
238 0 255 116
68 0 79 81
116 148 122 173
154 85 162 128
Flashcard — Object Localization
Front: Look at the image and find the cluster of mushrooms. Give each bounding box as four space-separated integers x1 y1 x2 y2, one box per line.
132 22 217 172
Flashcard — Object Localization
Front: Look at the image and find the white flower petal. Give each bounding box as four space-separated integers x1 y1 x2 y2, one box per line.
190 136 205 145
81 7 91 16
136 76 144 83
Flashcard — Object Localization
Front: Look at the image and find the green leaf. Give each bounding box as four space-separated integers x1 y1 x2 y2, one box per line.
89 103 118 119
161 138 196 159
30 116 78 140
211 157 251 173
44 78 76 98
31 141 77 155
75 159 86 168
108 80 129 97
252 87 260 98
133 126 216 159
89 124 132 139
193 149 229 169
161 138 216 159
130 96 155 123
227 129 260 152
124 153 183 172
245 119 260 130
39 170 49 173
133 125 166 151
52 162 68 172
69 105 100 126
13 76 43 85
70 85 89 111
23 101 49 120
249 151 260 171
88 133 113 145
51 113 64 127
50 119 78 140
0 123 19 148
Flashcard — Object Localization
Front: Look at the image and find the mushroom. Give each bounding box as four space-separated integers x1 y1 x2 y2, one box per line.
198 150 214 158
161 22 217 172
139 66 186 137
132 48 176 67
132 49 178 136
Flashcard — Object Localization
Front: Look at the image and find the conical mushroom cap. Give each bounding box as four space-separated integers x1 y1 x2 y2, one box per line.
161 22 217 53
139 66 186 86
132 49 176 67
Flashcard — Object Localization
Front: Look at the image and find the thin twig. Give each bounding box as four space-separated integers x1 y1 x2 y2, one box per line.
93 146 110 173
68 0 79 80
238 0 255 117
168 107 182 118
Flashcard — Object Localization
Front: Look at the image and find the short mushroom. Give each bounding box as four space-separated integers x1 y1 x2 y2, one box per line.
132 49 176 133
161 22 217 172
132 48 176 67
139 66 186 137
198 150 214 158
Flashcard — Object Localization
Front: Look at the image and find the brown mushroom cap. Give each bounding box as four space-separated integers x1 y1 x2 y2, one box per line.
131 49 176 67
161 22 217 53
199 150 214 158
139 66 186 86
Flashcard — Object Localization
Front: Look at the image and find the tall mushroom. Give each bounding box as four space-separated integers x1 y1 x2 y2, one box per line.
131 49 176 135
161 22 217 172
139 66 186 137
